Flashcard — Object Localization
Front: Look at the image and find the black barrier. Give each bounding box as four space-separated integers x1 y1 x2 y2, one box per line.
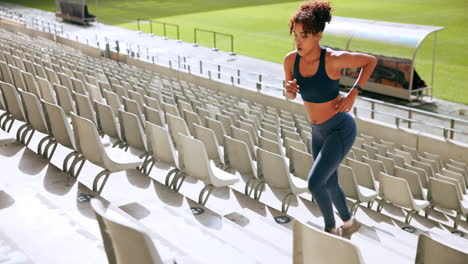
137 18 180 41
193 28 235 55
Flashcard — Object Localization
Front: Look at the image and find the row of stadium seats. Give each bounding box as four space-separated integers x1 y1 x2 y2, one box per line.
0 27 466 263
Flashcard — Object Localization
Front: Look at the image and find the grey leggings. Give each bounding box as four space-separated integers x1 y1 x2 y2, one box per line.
308 112 356 231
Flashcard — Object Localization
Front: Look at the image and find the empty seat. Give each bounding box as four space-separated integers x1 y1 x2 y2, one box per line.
95 101 124 148
177 134 239 205
427 177 468 229
378 172 430 224
231 125 256 160
224 136 259 197
193 124 224 167
293 220 364 264
256 148 308 213
394 167 427 200
415 233 468 264
54 83 76 116
90 199 165 264
166 113 191 148
338 164 378 215
37 77 57 104
289 146 313 181
19 91 57 159
144 106 165 127
347 158 379 194
71 113 143 194
0 82 27 136
259 135 283 157
145 122 181 185
350 147 368 162
284 137 307 160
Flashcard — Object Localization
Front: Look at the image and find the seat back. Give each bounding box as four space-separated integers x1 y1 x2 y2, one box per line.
386 152 406 168
143 95 161 111
415 233 468 264
123 96 145 127
57 72 73 89
284 137 307 160
445 164 468 188
144 106 165 127
293 220 363 264
10 65 26 90
118 110 147 151
238 120 258 145
206 117 226 147
231 125 256 159
441 169 466 193
361 144 377 159
375 154 395 175
43 101 76 149
362 156 386 181
434 174 463 200
348 158 377 191
380 172 414 209
224 136 256 177
19 91 49 134
337 164 360 200
429 178 462 213
145 122 177 167
162 102 180 117
166 113 190 148
183 109 201 135
394 148 413 164
193 124 223 164
71 113 105 165
70 77 87 95
394 167 425 200
350 147 368 162
95 101 121 140
0 61 14 85
90 199 163 264
259 136 283 156
290 147 313 181
74 92 98 125
257 148 291 189
37 77 57 104
54 83 76 116
0 82 26 121
180 134 212 184
215 113 232 137
21 71 41 97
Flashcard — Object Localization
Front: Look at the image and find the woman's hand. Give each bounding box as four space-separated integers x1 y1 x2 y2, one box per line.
285 79 300 94
336 89 358 112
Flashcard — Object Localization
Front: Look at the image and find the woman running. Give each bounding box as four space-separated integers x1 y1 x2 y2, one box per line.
284 1 377 236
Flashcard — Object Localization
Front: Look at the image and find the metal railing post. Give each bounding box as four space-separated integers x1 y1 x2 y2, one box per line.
213 32 217 51
408 110 412 129
450 119 455 139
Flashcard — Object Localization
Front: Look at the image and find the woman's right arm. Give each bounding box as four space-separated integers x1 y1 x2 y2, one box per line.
283 53 299 100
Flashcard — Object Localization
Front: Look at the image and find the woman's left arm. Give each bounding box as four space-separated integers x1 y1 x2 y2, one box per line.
334 51 377 112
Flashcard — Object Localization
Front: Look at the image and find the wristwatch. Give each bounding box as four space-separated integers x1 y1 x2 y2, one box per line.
352 84 364 93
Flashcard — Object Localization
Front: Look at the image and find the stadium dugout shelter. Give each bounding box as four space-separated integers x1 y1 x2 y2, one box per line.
323 16 443 103
55 0 95 25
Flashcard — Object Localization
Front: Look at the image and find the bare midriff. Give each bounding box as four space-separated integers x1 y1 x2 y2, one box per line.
304 94 342 124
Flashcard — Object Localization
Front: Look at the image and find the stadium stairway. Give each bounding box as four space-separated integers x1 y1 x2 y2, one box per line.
0 21 467 264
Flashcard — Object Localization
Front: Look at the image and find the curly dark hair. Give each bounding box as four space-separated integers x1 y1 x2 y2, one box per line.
289 1 333 36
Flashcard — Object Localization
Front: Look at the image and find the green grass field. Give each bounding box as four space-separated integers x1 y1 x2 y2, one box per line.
7 0 468 104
